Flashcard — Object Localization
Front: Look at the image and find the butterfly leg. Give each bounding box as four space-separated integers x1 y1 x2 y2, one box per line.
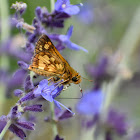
51 79 69 93
48 77 54 84
63 84 71 91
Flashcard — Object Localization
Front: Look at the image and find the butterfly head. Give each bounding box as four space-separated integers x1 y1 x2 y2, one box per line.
72 73 81 84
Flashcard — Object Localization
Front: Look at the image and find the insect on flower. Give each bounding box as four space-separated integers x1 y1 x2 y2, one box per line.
28 34 82 93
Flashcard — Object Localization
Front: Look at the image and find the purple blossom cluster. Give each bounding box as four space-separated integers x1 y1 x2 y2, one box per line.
0 0 84 139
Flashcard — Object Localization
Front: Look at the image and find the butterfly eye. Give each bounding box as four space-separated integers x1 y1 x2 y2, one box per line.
72 77 78 82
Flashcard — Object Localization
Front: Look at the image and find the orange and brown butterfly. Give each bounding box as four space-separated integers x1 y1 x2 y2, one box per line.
28 34 82 88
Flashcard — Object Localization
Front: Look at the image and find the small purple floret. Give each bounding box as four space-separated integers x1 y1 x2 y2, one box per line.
16 121 35 130
9 124 26 139
24 104 43 112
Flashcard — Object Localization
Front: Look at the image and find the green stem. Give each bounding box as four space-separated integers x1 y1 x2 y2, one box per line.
0 120 11 140
50 103 58 138
0 0 10 116
0 0 10 40
50 0 55 12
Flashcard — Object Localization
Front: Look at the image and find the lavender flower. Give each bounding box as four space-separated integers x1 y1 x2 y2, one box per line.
55 0 81 15
59 26 88 52
24 75 34 92
35 0 82 29
54 135 64 140
24 104 43 112
14 89 24 97
76 89 104 115
16 121 35 130
55 107 73 121
18 61 29 70
9 124 26 139
11 1 27 15
77 3 94 25
33 79 74 114
106 109 128 136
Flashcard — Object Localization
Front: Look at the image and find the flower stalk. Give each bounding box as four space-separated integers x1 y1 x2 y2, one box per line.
0 120 11 140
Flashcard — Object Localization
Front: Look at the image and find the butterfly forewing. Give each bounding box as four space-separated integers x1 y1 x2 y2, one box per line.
29 34 66 77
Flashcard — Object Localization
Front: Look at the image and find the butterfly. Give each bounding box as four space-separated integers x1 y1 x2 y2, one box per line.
28 34 82 89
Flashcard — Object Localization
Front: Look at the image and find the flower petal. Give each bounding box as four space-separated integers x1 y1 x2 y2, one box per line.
64 5 80 15
66 25 73 38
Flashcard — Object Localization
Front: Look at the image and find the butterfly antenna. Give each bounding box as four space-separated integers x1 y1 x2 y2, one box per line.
82 77 93 82
79 84 83 99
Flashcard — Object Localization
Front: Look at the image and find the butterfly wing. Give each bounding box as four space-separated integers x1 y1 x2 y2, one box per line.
28 34 66 77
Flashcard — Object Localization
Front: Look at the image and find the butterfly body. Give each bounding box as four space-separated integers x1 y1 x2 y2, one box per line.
28 34 81 86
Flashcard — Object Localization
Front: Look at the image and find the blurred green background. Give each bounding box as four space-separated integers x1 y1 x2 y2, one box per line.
1 0 140 140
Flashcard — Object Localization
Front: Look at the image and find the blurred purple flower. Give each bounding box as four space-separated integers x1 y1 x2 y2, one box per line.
0 116 7 133
8 69 27 88
24 75 34 92
76 89 104 115
55 0 81 15
54 135 64 140
106 109 128 136
11 1 27 16
86 114 99 128
59 26 88 52
86 56 114 89
27 18 47 43
25 42 34 53
105 131 112 140
1 38 32 62
33 79 74 114
55 107 73 121
130 131 140 140
14 89 24 97
78 3 94 25
18 61 29 70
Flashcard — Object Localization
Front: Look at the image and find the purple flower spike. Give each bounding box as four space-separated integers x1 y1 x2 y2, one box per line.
54 135 64 140
59 26 88 52
24 75 34 92
35 7 42 20
26 42 34 53
7 69 27 90
11 2 27 15
16 121 35 130
0 121 7 133
14 89 24 97
77 3 94 25
107 109 128 136
0 116 7 133
55 0 81 15
24 104 43 112
19 91 35 103
9 124 26 139
76 89 104 115
18 61 29 70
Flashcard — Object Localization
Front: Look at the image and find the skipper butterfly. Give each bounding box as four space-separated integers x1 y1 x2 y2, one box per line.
28 34 82 88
